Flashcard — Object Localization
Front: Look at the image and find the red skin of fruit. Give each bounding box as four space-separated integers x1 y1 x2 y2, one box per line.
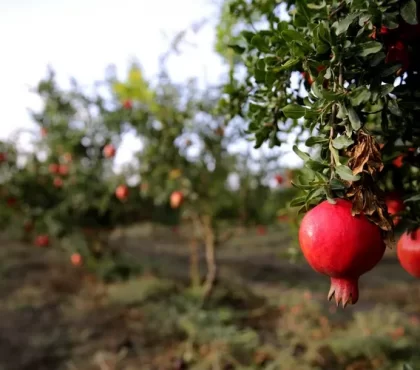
170 191 184 208
397 229 420 278
275 175 284 185
299 199 386 307
103 144 116 158
385 41 410 71
123 99 133 110
71 253 83 266
0 153 6 163
116 185 129 200
41 128 47 137
58 165 69 176
385 192 405 226
48 163 60 174
257 226 266 235
6 197 16 207
35 235 49 247
53 177 63 188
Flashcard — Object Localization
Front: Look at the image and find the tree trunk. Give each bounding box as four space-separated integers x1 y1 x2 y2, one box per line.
202 215 217 300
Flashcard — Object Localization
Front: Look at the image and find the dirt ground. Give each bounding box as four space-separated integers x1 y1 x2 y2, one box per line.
1 227 420 370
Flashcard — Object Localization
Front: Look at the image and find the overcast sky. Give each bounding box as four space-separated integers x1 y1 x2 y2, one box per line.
0 0 302 171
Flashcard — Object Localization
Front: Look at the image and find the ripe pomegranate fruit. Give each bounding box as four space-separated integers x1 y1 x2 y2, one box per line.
397 229 420 278
257 225 266 235
6 197 16 207
58 165 69 176
123 99 133 110
48 163 60 174
0 152 6 163
116 185 129 201
103 144 116 158
385 192 405 226
275 174 283 185
71 253 83 266
53 177 63 188
35 234 49 247
41 127 47 137
299 199 385 307
385 40 410 72
170 191 184 208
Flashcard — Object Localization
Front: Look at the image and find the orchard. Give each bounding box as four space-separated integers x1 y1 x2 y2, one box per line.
0 0 419 369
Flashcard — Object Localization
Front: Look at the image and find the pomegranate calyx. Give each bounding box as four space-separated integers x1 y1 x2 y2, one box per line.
328 277 359 308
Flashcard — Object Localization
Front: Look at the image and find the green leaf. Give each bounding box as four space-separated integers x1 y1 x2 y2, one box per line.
228 44 246 54
333 135 354 149
281 29 308 44
405 194 420 202
289 196 307 207
334 13 359 35
279 58 300 71
403 364 414 370
380 84 395 97
357 41 382 57
381 64 402 77
401 0 418 25
336 165 360 181
349 87 371 106
348 106 362 130
330 178 347 191
306 160 328 171
305 187 325 203
292 145 310 161
282 104 306 119
305 136 329 146
388 100 403 116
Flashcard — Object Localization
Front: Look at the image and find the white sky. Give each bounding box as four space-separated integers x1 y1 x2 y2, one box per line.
0 0 302 170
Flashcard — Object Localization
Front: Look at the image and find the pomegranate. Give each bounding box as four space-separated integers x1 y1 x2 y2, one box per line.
385 192 405 226
170 191 184 208
35 234 49 247
58 165 69 176
53 177 63 188
48 163 60 174
257 225 266 235
397 229 420 278
71 253 83 266
299 199 385 307
385 40 410 71
41 127 47 137
123 99 133 110
0 152 6 163
115 185 129 201
275 174 284 185
6 197 16 207
103 144 116 158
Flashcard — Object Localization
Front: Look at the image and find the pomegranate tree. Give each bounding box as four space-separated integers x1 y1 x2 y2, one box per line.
221 0 420 305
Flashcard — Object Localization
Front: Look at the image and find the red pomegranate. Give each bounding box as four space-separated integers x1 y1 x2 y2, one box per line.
385 40 410 71
397 229 420 278
170 191 184 209
35 234 49 247
103 144 116 158
299 199 385 307
58 165 69 176
385 192 405 226
115 185 129 201
122 99 133 110
41 127 47 137
71 253 83 266
275 175 284 185
48 163 60 174
257 225 266 235
53 177 63 188
0 152 6 163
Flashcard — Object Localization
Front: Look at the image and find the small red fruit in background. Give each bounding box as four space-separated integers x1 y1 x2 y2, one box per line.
48 163 60 174
58 165 69 176
71 253 83 266
299 199 385 307
385 192 405 226
35 234 49 247
53 177 63 188
257 225 266 235
397 229 420 278
275 174 283 185
385 41 410 72
24 220 33 233
103 144 116 158
116 185 129 201
41 127 47 137
170 191 184 209
6 197 17 207
122 99 133 110
0 152 6 163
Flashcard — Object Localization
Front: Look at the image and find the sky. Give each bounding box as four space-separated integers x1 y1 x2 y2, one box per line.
0 0 302 172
